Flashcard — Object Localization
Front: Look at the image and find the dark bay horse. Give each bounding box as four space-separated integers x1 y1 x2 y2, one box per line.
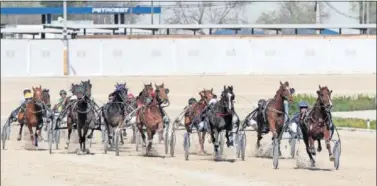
17 86 47 149
135 83 164 155
17 88 51 141
102 83 128 146
63 83 81 149
256 81 295 150
207 86 236 160
70 84 95 154
184 88 215 154
301 85 334 167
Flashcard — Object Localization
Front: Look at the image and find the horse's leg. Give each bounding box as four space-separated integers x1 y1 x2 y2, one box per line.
324 127 334 161
77 125 83 152
267 114 278 138
26 124 35 149
317 139 322 152
256 127 263 149
83 124 89 153
213 129 220 160
17 122 24 141
308 135 316 156
146 128 153 155
302 130 316 167
138 123 147 147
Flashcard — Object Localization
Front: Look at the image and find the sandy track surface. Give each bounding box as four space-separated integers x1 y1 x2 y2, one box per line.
1 123 375 186
1 75 376 186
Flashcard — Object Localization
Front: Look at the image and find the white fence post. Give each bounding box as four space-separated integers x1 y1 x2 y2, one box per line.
366 119 370 129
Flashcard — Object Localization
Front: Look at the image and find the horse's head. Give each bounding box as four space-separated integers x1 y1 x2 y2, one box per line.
42 88 51 108
317 85 333 112
221 85 235 112
142 83 154 98
276 81 295 103
81 80 92 98
74 85 86 101
32 86 44 106
199 88 215 104
70 83 80 94
155 83 170 105
114 82 128 102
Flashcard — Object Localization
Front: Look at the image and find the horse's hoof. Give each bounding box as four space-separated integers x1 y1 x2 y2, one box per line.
317 147 322 152
329 155 335 162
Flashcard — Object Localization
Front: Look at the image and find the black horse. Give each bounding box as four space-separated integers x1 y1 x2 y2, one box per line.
206 85 238 160
102 83 128 147
70 84 95 154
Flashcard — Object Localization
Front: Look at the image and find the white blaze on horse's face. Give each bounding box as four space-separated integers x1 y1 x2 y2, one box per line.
227 92 232 111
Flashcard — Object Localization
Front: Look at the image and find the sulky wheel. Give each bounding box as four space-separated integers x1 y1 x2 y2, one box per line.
183 132 190 160
48 121 54 154
272 138 280 169
333 140 341 170
103 129 109 154
2 123 10 150
170 129 176 157
164 126 169 155
115 131 120 156
238 131 247 161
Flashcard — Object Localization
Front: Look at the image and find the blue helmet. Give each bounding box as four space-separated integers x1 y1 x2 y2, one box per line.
298 101 309 108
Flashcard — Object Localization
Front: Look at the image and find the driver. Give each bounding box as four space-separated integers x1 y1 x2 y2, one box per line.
53 90 67 112
10 88 33 122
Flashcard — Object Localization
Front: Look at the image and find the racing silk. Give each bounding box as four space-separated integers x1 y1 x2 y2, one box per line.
56 97 65 112
24 92 32 99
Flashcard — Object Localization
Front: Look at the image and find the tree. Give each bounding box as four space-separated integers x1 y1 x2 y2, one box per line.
164 1 248 34
349 2 376 34
349 2 376 23
256 2 330 34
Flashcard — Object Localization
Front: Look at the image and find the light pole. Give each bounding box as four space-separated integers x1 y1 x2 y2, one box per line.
63 0 69 75
315 1 320 34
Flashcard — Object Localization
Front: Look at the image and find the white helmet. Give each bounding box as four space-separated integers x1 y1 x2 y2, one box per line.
24 88 31 91
70 95 77 100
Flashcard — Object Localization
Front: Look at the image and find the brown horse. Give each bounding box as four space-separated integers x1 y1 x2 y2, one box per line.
154 83 170 143
184 88 215 154
256 81 294 149
301 85 334 167
17 88 51 141
136 83 165 155
17 86 46 149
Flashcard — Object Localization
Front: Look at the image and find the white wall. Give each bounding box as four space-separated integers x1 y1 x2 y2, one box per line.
1 37 375 77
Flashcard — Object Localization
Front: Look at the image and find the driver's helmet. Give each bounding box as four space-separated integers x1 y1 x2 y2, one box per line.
60 90 67 96
23 88 31 95
298 101 309 108
188 98 197 105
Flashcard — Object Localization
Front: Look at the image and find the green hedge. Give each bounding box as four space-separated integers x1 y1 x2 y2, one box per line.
289 94 376 115
333 117 376 129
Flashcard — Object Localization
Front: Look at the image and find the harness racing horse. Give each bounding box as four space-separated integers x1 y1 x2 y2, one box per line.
207 86 237 160
184 88 215 154
69 85 95 154
17 88 51 141
256 81 295 153
135 83 165 155
102 83 128 147
154 83 170 143
62 83 81 149
17 86 48 149
301 85 334 167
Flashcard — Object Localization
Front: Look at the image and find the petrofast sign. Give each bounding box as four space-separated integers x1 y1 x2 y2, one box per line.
92 7 129 14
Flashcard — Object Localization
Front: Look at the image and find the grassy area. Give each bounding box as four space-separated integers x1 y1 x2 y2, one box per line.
289 94 376 115
333 117 376 130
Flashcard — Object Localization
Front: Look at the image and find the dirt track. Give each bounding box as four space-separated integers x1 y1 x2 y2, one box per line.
1 75 376 186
